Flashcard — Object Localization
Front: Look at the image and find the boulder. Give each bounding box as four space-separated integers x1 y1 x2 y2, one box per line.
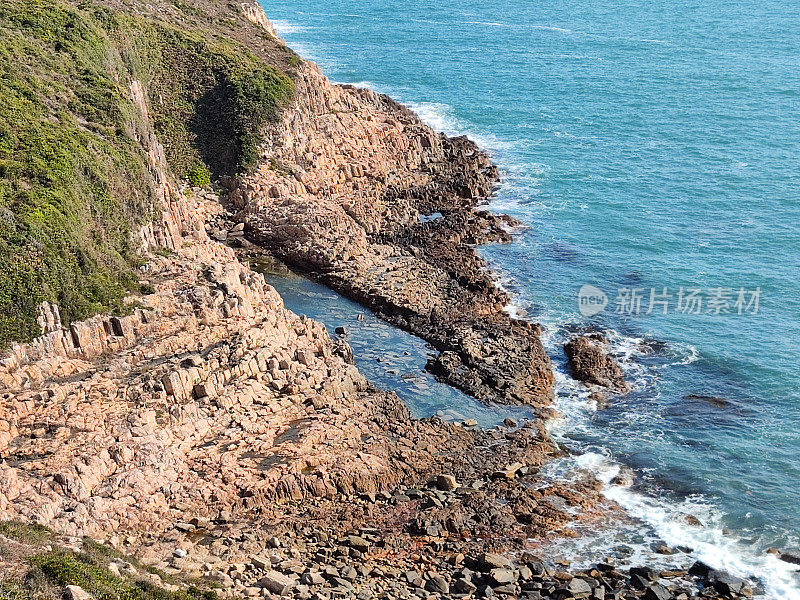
479 552 512 571
708 570 746 596
644 584 671 600
490 568 516 585
258 570 296 596
347 535 370 552
565 577 592 598
564 334 628 391
779 551 800 565
436 474 458 491
63 586 93 600
425 574 450 594
454 578 478 594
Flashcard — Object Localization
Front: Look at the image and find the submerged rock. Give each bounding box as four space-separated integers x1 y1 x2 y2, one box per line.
684 393 731 408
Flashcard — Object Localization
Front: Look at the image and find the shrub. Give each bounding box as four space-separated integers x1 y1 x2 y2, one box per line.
186 163 211 187
0 582 26 600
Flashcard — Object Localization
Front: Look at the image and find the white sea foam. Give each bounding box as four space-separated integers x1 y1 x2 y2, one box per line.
530 25 573 34
269 19 308 35
342 80 379 90
463 21 513 28
405 101 516 153
663 342 701 367
546 337 800 599
567 451 800 600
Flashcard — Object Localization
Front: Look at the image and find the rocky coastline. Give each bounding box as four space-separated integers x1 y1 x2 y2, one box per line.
0 3 765 600
227 60 554 410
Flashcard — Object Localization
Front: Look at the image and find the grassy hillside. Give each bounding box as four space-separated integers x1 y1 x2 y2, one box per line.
0 0 296 347
0 521 219 600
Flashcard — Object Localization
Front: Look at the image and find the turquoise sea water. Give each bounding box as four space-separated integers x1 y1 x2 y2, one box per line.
260 0 800 596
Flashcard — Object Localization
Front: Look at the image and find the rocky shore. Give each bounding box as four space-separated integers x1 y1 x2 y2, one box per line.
0 3 768 600
227 60 554 409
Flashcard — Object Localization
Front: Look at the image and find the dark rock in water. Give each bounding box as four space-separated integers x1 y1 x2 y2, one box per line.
650 541 676 555
779 551 800 565
546 241 580 263
636 337 669 355
334 325 348 336
688 561 712 577
610 466 635 487
564 334 629 391
675 512 703 527
684 393 731 408
613 545 635 559
588 390 608 406
708 570 746 596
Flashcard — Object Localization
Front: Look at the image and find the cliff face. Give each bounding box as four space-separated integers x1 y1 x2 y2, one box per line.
0 2 579 598
1 0 553 402
234 61 554 407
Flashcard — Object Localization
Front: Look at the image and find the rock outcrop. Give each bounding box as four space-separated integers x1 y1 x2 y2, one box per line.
230 61 554 408
0 190 444 536
564 333 629 392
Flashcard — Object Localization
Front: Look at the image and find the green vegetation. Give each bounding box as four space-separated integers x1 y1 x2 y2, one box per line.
132 24 294 177
0 0 294 348
0 521 55 545
186 164 211 188
0 526 220 600
0 0 155 345
0 582 27 600
0 540 218 600
28 551 219 600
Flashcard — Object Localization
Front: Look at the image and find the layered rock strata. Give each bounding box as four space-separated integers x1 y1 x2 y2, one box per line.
231 62 554 408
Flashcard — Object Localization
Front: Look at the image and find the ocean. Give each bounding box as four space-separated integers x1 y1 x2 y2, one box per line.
259 0 800 596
